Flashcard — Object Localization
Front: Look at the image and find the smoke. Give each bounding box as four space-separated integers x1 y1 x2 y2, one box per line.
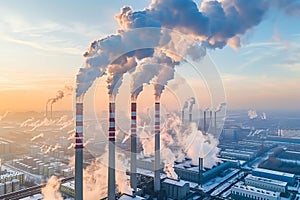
139 112 220 179
215 102 226 112
46 86 73 117
182 101 188 111
248 109 258 119
76 0 300 99
261 112 267 120
188 97 196 113
0 111 9 121
31 133 44 141
41 176 63 200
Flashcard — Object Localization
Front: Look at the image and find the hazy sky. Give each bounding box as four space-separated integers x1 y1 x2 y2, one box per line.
0 0 299 112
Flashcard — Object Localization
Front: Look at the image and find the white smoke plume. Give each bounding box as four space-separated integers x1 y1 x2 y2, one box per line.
0 111 9 121
261 112 267 120
31 133 44 142
45 86 73 117
215 102 226 112
139 112 220 179
41 176 63 200
182 101 188 111
76 0 299 99
248 109 258 119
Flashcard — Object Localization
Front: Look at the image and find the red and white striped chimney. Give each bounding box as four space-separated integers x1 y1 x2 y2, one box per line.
154 102 161 192
108 102 116 200
130 102 137 192
75 103 83 200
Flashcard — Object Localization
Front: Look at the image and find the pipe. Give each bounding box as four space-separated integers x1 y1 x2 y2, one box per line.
130 102 137 192
75 103 83 200
108 102 116 200
154 102 161 192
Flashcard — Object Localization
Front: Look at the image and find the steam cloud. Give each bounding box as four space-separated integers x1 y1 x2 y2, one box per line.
76 0 300 99
41 176 63 200
140 112 221 179
248 109 258 119
46 86 73 117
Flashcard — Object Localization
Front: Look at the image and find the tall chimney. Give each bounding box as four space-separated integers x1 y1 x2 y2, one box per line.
50 103 53 120
154 102 161 192
130 101 137 192
189 111 192 122
198 157 203 186
75 103 84 200
108 101 116 200
181 109 184 124
209 110 212 131
203 111 206 134
214 111 217 136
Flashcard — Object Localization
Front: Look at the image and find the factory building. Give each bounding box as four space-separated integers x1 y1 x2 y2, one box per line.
252 168 296 185
0 171 25 185
174 160 233 183
245 174 287 193
161 178 190 200
0 179 20 195
220 150 255 161
60 180 75 198
231 182 280 200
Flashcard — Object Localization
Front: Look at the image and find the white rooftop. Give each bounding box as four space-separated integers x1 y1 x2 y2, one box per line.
246 174 288 187
163 178 188 187
233 182 280 197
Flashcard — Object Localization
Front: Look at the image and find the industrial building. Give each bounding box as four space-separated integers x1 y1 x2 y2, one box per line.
161 178 190 200
60 180 75 198
245 174 287 193
174 159 233 184
231 182 281 200
252 168 296 185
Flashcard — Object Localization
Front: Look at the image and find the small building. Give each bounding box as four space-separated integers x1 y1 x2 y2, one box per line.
245 174 287 193
252 168 296 185
60 180 75 198
231 182 280 200
162 178 190 200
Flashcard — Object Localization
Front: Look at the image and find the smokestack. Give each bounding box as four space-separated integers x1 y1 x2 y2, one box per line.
203 111 206 134
189 112 192 122
214 111 217 136
209 110 212 131
198 157 203 186
50 103 53 120
154 102 161 192
75 103 84 200
108 101 116 200
130 101 137 192
181 101 188 124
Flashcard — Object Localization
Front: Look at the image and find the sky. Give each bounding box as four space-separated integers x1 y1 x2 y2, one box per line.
0 0 299 112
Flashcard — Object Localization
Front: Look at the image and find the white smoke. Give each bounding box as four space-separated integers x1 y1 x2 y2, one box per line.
0 111 9 121
41 176 63 200
139 112 221 179
31 133 44 141
261 112 267 120
248 109 258 119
